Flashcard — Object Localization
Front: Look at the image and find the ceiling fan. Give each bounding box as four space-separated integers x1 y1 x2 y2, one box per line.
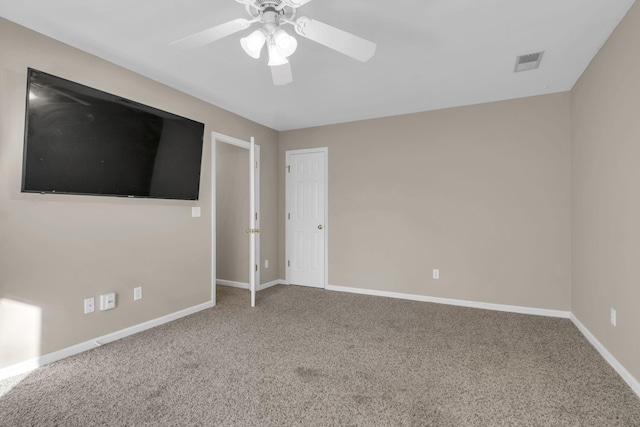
171 0 377 86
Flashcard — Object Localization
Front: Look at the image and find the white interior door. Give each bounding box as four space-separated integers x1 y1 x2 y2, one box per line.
248 139 261 306
249 137 256 307
254 145 260 296
286 149 327 288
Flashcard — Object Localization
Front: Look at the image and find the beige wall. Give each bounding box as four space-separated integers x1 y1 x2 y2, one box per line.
571 1 640 383
279 93 572 310
0 18 278 369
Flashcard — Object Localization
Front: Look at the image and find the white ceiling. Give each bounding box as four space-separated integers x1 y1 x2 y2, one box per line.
0 0 636 131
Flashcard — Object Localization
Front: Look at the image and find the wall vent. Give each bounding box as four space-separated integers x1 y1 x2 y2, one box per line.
514 51 544 72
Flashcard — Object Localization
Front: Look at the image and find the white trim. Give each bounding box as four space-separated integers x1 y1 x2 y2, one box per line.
324 284 640 398
249 137 256 307
285 147 329 289
319 148 330 291
258 279 281 291
571 314 640 398
0 301 213 381
210 133 217 306
325 284 571 318
4 282 638 402
217 279 249 289
217 279 283 291
212 132 251 149
255 145 261 293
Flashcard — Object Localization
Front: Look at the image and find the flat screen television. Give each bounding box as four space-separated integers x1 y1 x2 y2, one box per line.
22 68 205 200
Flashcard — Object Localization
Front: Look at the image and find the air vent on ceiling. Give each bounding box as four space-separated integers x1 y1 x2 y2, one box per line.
514 51 544 72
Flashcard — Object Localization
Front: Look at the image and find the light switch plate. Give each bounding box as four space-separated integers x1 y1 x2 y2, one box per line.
192 207 201 218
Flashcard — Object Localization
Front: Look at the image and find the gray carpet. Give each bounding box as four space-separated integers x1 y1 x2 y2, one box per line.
1 285 639 426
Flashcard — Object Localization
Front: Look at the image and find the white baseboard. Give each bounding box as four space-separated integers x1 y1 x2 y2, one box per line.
216 279 249 289
570 314 640 398
216 279 284 291
259 280 282 291
325 284 639 399
326 284 571 318
0 300 214 382
4 283 638 401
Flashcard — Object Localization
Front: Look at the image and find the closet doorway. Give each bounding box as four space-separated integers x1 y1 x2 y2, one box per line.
212 133 259 307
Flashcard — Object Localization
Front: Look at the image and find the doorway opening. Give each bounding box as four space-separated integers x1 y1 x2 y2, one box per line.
212 132 259 307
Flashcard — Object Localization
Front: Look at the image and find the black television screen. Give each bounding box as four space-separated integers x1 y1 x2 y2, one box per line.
22 68 205 200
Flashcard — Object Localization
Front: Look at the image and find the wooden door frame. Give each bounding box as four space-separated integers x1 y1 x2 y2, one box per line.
285 147 329 289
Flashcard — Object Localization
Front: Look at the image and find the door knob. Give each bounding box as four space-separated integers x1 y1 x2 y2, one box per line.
318 225 323 230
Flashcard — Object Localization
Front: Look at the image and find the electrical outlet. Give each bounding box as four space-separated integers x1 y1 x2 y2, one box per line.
611 308 616 327
100 292 116 310
265 260 269 269
433 269 440 279
134 287 142 301
84 297 94 314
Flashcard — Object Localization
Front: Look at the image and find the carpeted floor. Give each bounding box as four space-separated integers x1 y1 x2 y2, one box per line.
1 284 640 426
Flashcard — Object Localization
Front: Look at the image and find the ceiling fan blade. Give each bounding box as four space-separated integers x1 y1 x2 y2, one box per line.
171 18 251 48
281 0 315 7
294 17 376 62
271 62 293 86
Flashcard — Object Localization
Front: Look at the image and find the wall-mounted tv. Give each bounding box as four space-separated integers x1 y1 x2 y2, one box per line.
22 68 205 200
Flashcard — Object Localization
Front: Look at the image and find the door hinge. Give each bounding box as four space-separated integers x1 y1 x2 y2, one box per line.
287 165 290 173
255 161 258 169
287 213 290 220
255 212 258 221
288 260 290 267
256 264 258 272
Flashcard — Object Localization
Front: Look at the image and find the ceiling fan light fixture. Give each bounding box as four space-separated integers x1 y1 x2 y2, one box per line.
267 41 289 66
273 28 298 58
240 29 267 59
171 0 378 85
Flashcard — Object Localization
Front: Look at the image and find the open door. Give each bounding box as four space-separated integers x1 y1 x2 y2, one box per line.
248 137 257 307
